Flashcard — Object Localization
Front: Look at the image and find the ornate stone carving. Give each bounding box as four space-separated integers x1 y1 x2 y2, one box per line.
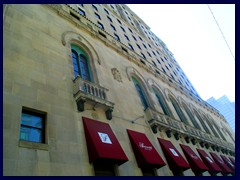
111 68 122 83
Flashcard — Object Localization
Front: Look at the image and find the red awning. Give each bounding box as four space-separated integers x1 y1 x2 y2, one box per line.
127 129 166 168
196 149 221 173
210 152 233 174
180 144 208 173
157 138 190 171
82 117 128 165
220 155 235 171
228 157 235 165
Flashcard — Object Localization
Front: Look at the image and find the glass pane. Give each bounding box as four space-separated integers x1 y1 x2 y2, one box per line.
20 127 42 143
21 113 42 128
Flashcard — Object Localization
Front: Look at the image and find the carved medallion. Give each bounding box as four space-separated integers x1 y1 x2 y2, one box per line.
111 68 122 83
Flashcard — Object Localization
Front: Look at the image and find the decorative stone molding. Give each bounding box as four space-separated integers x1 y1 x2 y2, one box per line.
111 68 123 83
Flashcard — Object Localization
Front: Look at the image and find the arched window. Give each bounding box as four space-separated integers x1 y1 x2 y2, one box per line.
202 114 220 138
132 77 149 110
182 103 201 130
193 110 211 134
71 44 92 82
208 117 227 141
153 88 172 117
169 96 189 125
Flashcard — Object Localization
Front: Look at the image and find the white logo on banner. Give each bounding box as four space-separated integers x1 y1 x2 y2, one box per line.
98 132 112 144
190 154 198 160
206 156 213 163
169 148 179 157
139 142 152 151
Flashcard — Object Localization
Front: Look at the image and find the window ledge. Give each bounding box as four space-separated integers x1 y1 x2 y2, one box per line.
18 140 49 151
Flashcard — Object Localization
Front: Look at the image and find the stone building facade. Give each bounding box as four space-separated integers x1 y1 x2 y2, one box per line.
3 4 235 176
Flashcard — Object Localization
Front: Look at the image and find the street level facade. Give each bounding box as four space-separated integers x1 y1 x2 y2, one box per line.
3 4 235 176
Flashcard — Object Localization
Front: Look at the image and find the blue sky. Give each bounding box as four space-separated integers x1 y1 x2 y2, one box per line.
127 4 235 102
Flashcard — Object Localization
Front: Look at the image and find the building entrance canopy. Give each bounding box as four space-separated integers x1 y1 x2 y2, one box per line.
180 144 208 173
210 152 233 174
158 138 190 171
82 117 128 165
127 129 166 168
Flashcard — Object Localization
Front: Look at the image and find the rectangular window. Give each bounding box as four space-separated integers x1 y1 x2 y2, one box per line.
128 44 134 51
107 16 112 22
95 13 101 20
120 26 125 32
121 46 128 53
141 53 146 59
78 8 86 16
104 8 109 14
124 34 129 41
92 4 98 11
97 22 104 30
111 24 116 31
117 19 122 24
114 33 120 41
70 12 80 20
20 107 46 143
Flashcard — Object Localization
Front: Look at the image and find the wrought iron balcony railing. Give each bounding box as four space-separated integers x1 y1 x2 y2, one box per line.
73 76 114 120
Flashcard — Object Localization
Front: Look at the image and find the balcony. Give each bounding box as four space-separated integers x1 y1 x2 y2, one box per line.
145 108 235 152
73 76 114 120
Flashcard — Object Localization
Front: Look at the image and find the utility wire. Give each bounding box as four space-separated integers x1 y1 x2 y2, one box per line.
207 4 235 61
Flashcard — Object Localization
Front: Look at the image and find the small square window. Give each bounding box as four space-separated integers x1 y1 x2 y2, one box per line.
128 44 134 51
104 8 109 14
95 13 101 20
97 22 104 30
128 28 133 33
124 34 130 41
141 53 146 59
157 59 161 64
121 26 125 32
107 16 112 22
147 52 152 57
114 33 120 41
111 24 116 31
136 44 141 50
139 36 143 41
110 5 115 9
78 8 86 16
152 51 156 56
143 44 147 49
117 19 122 24
148 44 151 48
92 5 98 11
20 108 46 143
132 35 137 41
79 4 84 7
162 67 166 73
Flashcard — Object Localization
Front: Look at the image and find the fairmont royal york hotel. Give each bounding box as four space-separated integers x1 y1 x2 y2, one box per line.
3 4 235 176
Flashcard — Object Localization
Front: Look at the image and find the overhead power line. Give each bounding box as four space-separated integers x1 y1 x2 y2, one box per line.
207 4 235 61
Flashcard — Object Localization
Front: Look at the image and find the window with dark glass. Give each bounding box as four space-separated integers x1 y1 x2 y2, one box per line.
128 44 134 51
194 110 211 134
114 33 120 41
128 28 133 33
97 22 104 30
117 19 122 24
143 44 147 49
104 8 109 14
152 51 156 56
165 65 169 70
125 34 130 41
20 108 46 143
161 67 166 74
94 161 116 176
161 57 165 62
136 44 141 50
71 46 92 82
157 59 161 64
169 96 189 125
92 4 98 11
147 52 152 57
152 61 157 67
110 5 115 9
107 16 112 22
95 13 101 20
139 36 143 41
79 4 84 7
132 35 137 41
78 8 86 16
141 53 146 59
111 24 116 31
132 77 149 110
120 26 125 32
148 44 151 48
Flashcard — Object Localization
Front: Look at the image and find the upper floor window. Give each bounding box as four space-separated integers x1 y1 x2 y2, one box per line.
143 43 147 49
78 8 86 16
125 34 130 41
136 44 141 50
104 8 109 14
20 107 46 143
111 24 116 31
141 53 146 59
117 19 122 24
97 22 104 30
114 33 120 41
132 77 149 110
128 44 134 51
95 13 101 20
71 44 92 82
92 5 98 11
128 28 133 33
139 36 143 41
147 52 152 57
120 26 125 32
107 16 112 22
79 4 84 7
132 35 137 41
